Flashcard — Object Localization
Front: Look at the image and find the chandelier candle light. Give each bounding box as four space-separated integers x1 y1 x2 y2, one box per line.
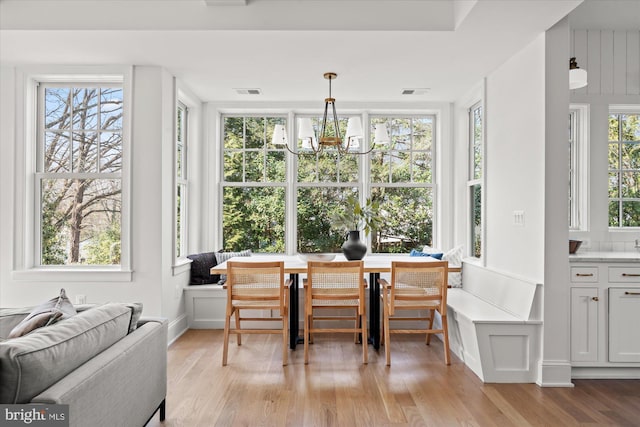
272 72 390 155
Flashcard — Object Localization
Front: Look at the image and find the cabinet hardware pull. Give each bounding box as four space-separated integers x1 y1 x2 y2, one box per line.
621 273 640 277
624 292 640 296
576 273 594 277
591 296 599 301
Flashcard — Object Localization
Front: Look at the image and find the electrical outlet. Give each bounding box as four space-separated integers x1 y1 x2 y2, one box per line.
581 239 590 249
75 294 87 304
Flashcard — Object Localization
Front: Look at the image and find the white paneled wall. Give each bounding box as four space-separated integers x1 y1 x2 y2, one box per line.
571 30 640 95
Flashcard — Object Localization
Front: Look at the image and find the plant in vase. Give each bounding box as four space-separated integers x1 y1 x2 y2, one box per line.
332 195 383 260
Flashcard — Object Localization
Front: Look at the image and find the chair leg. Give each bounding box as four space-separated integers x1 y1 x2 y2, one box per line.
354 308 359 343
235 309 242 346
426 309 435 345
361 313 368 364
441 312 451 365
222 310 231 366
304 315 311 365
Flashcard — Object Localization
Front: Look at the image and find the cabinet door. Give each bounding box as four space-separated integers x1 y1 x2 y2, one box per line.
609 287 640 362
571 287 599 362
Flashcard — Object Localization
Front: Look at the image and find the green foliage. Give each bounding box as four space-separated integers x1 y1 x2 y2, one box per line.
41 197 66 265
332 195 383 237
608 113 640 227
84 221 121 265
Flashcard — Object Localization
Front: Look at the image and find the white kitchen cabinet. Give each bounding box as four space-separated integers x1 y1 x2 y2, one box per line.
609 287 640 362
569 255 640 379
570 287 599 362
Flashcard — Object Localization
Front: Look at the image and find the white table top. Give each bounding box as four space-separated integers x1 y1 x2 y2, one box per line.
210 254 449 274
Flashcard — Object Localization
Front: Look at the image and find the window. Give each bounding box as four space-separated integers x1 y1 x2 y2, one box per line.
370 115 435 253
37 83 123 266
175 102 188 259
219 112 438 254
221 115 286 252
296 115 358 253
468 102 483 258
608 110 640 227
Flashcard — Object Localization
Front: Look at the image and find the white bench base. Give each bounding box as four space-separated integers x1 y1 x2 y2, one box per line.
185 285 227 329
445 263 542 383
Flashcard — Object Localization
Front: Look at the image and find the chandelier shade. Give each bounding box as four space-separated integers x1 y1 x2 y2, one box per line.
273 73 391 155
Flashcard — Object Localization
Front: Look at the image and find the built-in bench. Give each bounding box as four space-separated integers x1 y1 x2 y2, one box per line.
184 284 227 329
446 261 542 383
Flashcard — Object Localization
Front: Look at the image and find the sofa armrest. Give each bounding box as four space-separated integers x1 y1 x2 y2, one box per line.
31 319 168 427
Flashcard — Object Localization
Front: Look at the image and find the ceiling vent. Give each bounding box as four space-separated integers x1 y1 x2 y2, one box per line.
402 88 430 95
234 88 262 95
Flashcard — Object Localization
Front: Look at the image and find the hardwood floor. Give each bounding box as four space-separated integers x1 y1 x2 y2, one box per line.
147 329 640 426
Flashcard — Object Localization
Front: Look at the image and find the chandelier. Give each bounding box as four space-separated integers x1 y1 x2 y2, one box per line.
272 72 389 155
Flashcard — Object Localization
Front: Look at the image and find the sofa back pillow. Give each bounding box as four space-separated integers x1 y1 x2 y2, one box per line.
0 303 132 404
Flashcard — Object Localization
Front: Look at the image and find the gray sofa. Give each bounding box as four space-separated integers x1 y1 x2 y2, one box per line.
0 303 167 427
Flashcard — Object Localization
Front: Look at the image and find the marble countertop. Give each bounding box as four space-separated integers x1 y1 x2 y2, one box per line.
569 251 640 262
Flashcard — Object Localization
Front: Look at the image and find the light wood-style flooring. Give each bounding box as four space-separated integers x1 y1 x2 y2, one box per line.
147 329 640 426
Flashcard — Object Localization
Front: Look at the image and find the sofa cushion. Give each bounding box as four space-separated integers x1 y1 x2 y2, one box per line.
7 289 77 338
0 303 132 404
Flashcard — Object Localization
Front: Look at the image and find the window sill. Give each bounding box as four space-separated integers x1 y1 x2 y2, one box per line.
172 258 192 276
12 268 133 282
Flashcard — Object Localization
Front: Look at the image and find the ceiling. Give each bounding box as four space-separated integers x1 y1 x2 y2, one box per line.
2 0 628 104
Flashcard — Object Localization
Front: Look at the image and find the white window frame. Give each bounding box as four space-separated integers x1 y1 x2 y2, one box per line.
467 101 483 259
608 105 640 229
12 66 132 282
293 112 362 253
368 114 438 253
219 113 288 252
175 101 188 262
569 104 589 231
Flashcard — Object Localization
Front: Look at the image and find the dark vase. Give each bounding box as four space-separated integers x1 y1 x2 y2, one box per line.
341 230 367 260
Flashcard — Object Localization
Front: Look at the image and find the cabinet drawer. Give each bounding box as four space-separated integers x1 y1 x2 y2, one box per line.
571 267 599 282
608 267 640 283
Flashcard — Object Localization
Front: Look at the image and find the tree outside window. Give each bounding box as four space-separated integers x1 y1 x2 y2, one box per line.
370 116 435 253
222 115 286 252
608 112 640 227
468 103 483 258
39 84 123 265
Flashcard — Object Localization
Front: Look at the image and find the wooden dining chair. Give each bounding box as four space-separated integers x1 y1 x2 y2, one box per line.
304 260 368 364
379 260 450 366
222 261 291 366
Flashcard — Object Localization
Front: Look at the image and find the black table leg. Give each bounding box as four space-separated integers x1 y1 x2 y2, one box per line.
289 273 299 349
369 272 381 350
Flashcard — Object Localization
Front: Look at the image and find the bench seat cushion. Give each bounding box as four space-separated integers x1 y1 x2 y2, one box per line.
0 303 132 404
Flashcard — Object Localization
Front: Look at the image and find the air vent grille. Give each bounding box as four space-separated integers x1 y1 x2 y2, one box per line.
234 88 262 95
402 88 430 95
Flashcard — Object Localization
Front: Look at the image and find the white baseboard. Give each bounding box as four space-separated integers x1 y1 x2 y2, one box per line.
536 361 574 387
168 313 189 346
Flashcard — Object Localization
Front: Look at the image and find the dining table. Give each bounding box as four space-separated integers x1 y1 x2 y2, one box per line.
211 254 456 351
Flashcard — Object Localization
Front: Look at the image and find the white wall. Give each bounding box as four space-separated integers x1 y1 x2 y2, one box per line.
0 65 193 343
484 35 547 281
542 17 572 387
